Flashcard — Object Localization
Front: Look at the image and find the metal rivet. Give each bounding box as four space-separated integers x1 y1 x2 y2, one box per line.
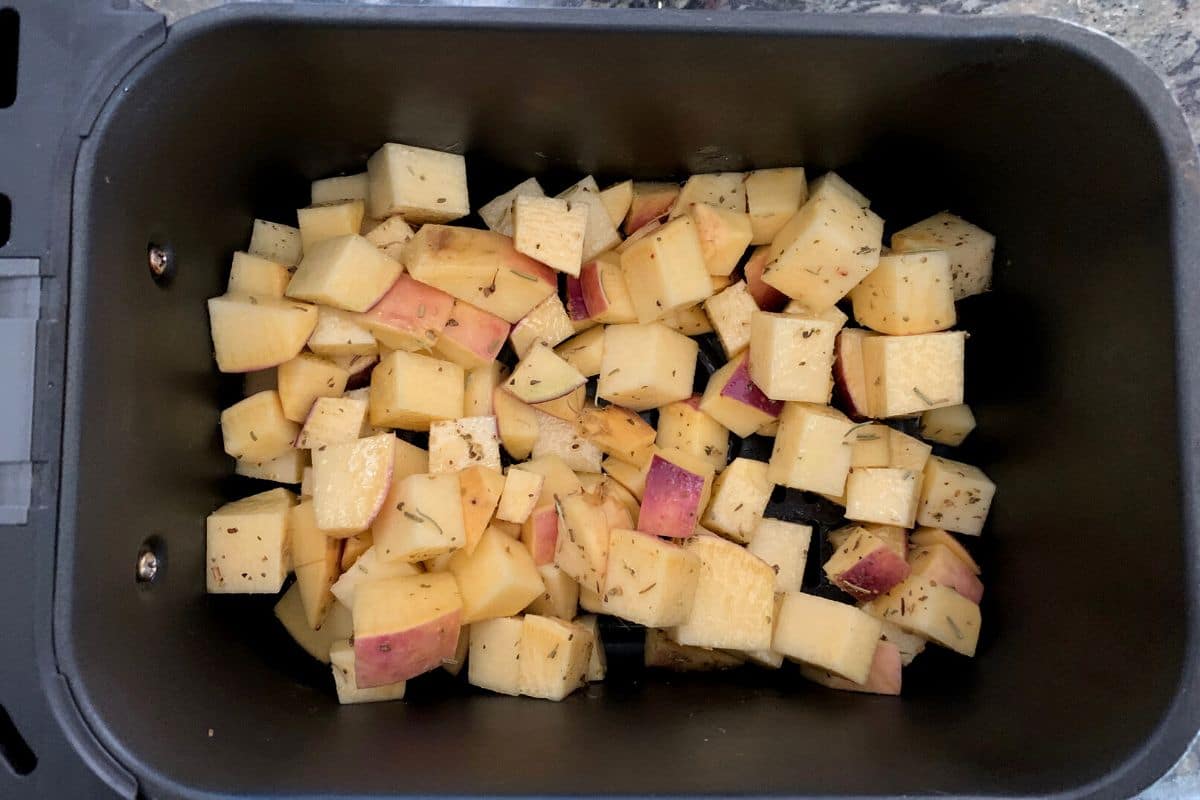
147 241 175 285
136 538 164 584
136 550 158 582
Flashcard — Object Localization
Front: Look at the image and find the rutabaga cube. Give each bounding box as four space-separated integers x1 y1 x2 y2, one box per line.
576 614 607 681
879 619 927 666
845 467 923 528
670 533 776 651
619 216 713 323
518 614 594 701
916 456 996 535
228 251 290 297
458 465 505 554
297 200 365 250
433 300 511 370
221 390 299 462
888 428 933 472
531 410 603 473
849 251 956 335
465 362 505 417
236 448 306 484
767 403 854 495
745 167 807 245
638 452 715 539
505 343 586 405
206 488 295 593
626 182 679 234
512 195 588 275
478 177 545 236
274 586 353 663
862 576 981 657
747 518 812 593
291 500 342 629
554 490 610 594
863 331 966 418
748 310 838 403
656 396 730 471
771 592 883 684
353 573 463 686
330 640 406 704
554 326 605 378
579 252 638 324
700 458 773 544
526 564 580 620
908 544 984 604
370 350 464 431
598 528 700 627
469 616 525 695
891 211 995 300
703 280 758 358
761 187 884 311
373 472 466 562
277 353 349 422
311 433 395 536
920 403 976 446
597 322 698 411
286 235 403 312
823 525 911 600
364 215 415 260
670 172 747 217
207 294 318 373
295 396 368 450
366 143 468 223
312 172 369 205
363 273 455 352
645 627 746 671
699 353 783 438
449 526 545 623
599 180 633 227
557 175 622 262
910 526 981 574
799 640 902 696
510 293 576 358
248 219 303 266
307 307 378 358
428 416 502 474
686 202 753 276
496 467 544 524
329 545 421 610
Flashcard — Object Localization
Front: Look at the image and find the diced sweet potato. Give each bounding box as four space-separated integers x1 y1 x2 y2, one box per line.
699 458 772 544
221 390 298 462
686 202 753 276
513 195 588 275
578 404 656 467
363 273 454 352
208 293 318 373
496 467 544 524
458 465 505 554
353 573 463 686
493 386 538 460
808 171 870 208
670 533 775 651
531 410 602 473
800 640 902 696
463 362 505 417
597 322 698 411
433 300 511 369
747 518 812 592
743 245 788 311
286 235 402 312
505 343 586 405
638 454 713 539
276 353 348 422
449 526 544 623
558 176 622 261
920 403 976 446
554 326 605 378
206 488 295 593
910 526 980 574
290 500 341 629
312 172 369 205
576 614 607 681
307 307 378 358
235 448 306 484
373 472 466 562
891 211 995 300
832 328 877 420
862 576 981 657
526 564 580 620
748 310 838 403
340 531 373 572
428 416 502 474
889 428 933 473
671 172 746 217
698 352 782 438
248 219 302 266
619 216 712 323
772 592 882 683
579 252 638 324
863 331 966 418
366 143 468 223
745 167 807 244
916 456 996 536
520 455 584 504
908 544 984 603
767 403 854 495
295 396 368 450
599 528 700 627
369 350 464 431
518 615 594 701
330 545 421 610
311 433 395 536
823 526 911 600
850 251 956 335
521 504 559 566
274 586 352 663
879 619 927 666
330 640 406 704
510 294 576 359
297 200 365 250
655 396 730 471
844 467 923 527
468 616 525 695
626 182 679 235
554 491 610 594
228 251 290 297
599 180 633 227
704 280 758 359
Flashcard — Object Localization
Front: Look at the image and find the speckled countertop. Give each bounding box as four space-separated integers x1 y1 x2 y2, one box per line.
147 0 1200 796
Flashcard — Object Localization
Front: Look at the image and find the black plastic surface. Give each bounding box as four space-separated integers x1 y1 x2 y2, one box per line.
10 3 1200 799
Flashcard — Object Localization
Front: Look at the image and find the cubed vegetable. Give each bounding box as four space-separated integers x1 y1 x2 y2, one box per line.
619 216 712 323
510 293 576 358
910 526 980 574
248 219 302 266
863 331 966 418
518 614 594 701
206 488 295 593
521 503 559 565
747 518 812 592
699 352 782 438
554 490 610 594
576 615 608 681
920 403 976 446
772 592 882 684
370 350 465 431
449 526 544 623
433 300 511 369
638 453 714 539
373 472 466 562
908 544 984 603
496 467 544 524
745 167 807 244
626 182 679 234
916 456 996 535
290 500 342 630
235 449 306 484
686 202 753 276
286 235 402 312
458 464 506 554
366 143 468 223
599 180 633 227
891 211 995 300
228 251 290 297
311 433 395 536
862 576 981 657
844 467 923 528
644 627 746 671
221 390 299 461
207 293 318 373
599 528 700 627
363 272 455 352
554 326 605 378
353 572 463 686
513 195 588 275
849 251 956 335
800 640 902 696
276 353 348 422
557 175 622 262
428 415 502 474
703 280 758 358
597 322 698 411
505 343 587 405
330 545 421 610
330 640 406 704
295 396 368 450
478 177 544 236
671 172 746 217
526 564 581 620
699 458 772 544
656 396 730 471
579 252 638 324
748 310 838 403
531 410 603 473
468 616 525 695
671 533 775 651
297 200 365 250
274 586 352 663
823 525 911 600
767 402 854 495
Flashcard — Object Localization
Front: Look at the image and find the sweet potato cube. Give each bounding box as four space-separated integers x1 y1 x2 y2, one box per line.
458 465 506 554
363 272 455 352
580 252 638 324
767 402 854 495
745 167 807 245
823 526 911 600
879 619 927 666
670 172 746 217
286 235 402 312
526 564 581 620
748 310 838 403
353 573 463 686
364 215 415 259
464 362 505 416
276 353 347 422
235 449 306 484
369 350 464 431
290 500 341 629
373 472 465 562
772 592 882 683
207 294 318 373
808 171 871 208
686 202 753 276
576 614 608 681
599 180 633 227
531 410 602 473
744 245 788 311
845 467 923 527
908 544 984 603
669 533 774 651
307 307 378 358
889 428 933 472
510 294 576 358
311 172 368 205
329 545 421 610
449 526 544 623
891 211 995 300
275 586 352 662
920 403 976 446
493 386 538 460
597 322 698 411
910 526 980 574
496 467 544 524
468 616 525 695
747 518 812 592
698 353 782 438
579 404 656 467
554 326 605 378
850 251 956 335
520 455 584 504
330 640 406 704
428 416 502 474
862 576 981 657
206 487 295 593
518 615 594 701
297 200 365 250
800 640 902 696
558 176 623 261
554 491 610 594
295 396 367 450
366 143 468 223
600 528 700 627
916 456 996 535
638 454 713 539
705 280 759 359
847 423 891 467
521 504 559 565
228 251 290 297
619 216 712 323
505 343 586 405
513 195 588 275
700 458 772 544
644 627 745 671
433 300 511 369
311 433 395 536
626 182 679 234
248 219 302 266
655 396 730 471
221 390 298 462
863 331 966 418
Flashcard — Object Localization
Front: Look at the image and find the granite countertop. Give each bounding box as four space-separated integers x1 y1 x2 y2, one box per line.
146 0 1200 796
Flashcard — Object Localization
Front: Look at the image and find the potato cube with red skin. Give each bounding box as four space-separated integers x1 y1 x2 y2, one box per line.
520 455 584 505
784 301 848 330
704 280 758 358
311 172 369 205
602 456 647 501
599 528 700 627
295 396 367 450
829 523 907 559
908 544 984 603
626 182 679 235
879 619 927 666
221 390 298 462
311 433 395 537
529 384 586 424
505 343 586 405
638 453 715 539
832 328 877 420
297 200 365 250
554 491 610 594
671 172 746 218
800 640 902 696
495 467 544 524
373 471 465 562
236 448 306 484
645 627 746 671
275 587 353 663
761 188 884 311
916 456 996 535
228 251 290 297
510 294 576 359
341 531 373 572
745 167 807 245
458 465 505 554
330 640 406 704
518 614 594 701
656 396 730 472
370 350 464 431
479 177 545 236
364 215 414 260
669 533 775 651
290 500 342 630
808 171 871 208
353 572 463 687
768 402 854 495
403 225 556 323
428 416 502 474
661 304 713 336
910 527 980 574
699 353 783 438
206 487 295 594
521 504 559 566
275 354 347 422
583 476 639 528
619 216 712 323
891 211 995 300
208 294 319 373
493 386 538 460
850 251 956 335
530 411 603 473
597 322 698 411
772 591 882 683
248 219 302 266
449 526 544 623
334 353 379 392
433 300 510 369
579 252 638 324
599 180 633 227
330 545 421 610
363 273 454 352
747 518 812 593
748 311 838 403
468 616 524 695
463 362 505 417
686 202 753 276
527 564 580 620
888 428 933 473
823 526 911 600
366 143 468 223
843 423 889 468
557 175 623 262
576 614 607 681
286 235 402 313
554 326 604 378
863 331 966 418
845 467 923 528
743 245 789 311
862 576 981 657
700 458 772 545
440 626 470 676
920 403 976 446
307 307 377 358
513 195 588 275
